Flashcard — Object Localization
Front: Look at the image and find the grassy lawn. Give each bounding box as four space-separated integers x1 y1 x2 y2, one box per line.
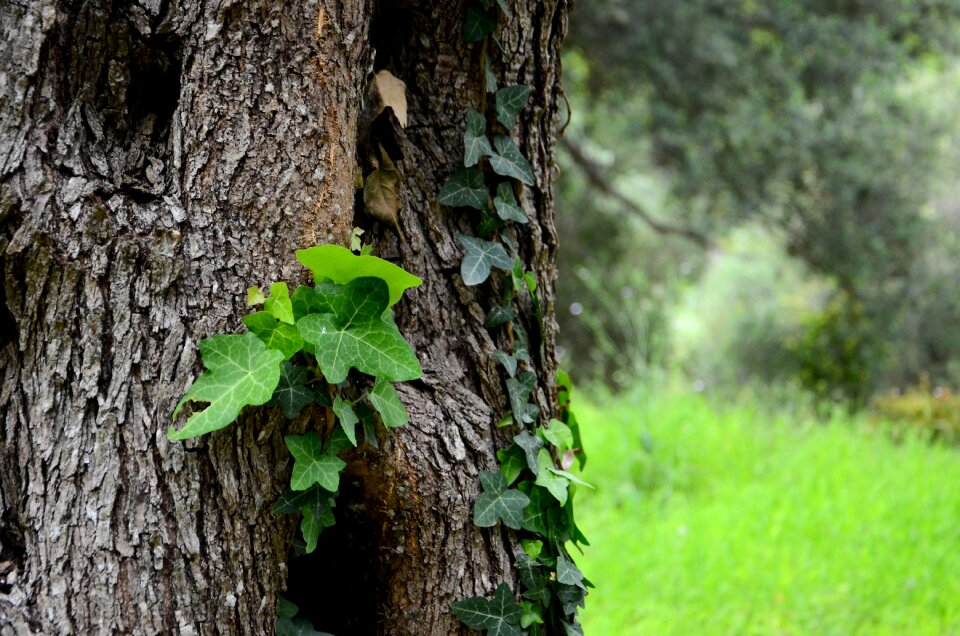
573 387 960 635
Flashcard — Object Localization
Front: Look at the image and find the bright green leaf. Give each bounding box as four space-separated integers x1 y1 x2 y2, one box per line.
473 470 530 529
521 539 543 559
285 432 347 492
439 166 488 210
247 286 265 306
495 85 531 129
269 361 315 418
297 278 421 383
295 244 422 307
519 601 544 628
265 282 295 325
169 333 284 440
451 583 524 636
332 396 359 446
489 136 535 185
458 234 513 286
534 449 568 506
493 182 528 223
368 377 409 428
539 419 573 451
464 108 493 167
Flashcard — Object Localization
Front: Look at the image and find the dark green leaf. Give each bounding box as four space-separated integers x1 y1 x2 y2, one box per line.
493 182 528 223
332 395 359 446
272 484 335 516
458 235 514 286
484 50 498 94
451 583 524 635
513 431 543 474
489 136 535 185
464 108 493 167
496 443 526 486
278 597 299 620
438 166 488 210
519 483 567 541
169 333 284 440
556 551 585 587
463 5 497 44
269 362 315 418
507 375 538 425
485 304 516 328
495 85 531 129
534 449 569 506
494 350 517 377
473 470 530 529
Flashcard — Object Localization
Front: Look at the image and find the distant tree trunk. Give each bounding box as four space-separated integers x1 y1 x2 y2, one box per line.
0 1 566 634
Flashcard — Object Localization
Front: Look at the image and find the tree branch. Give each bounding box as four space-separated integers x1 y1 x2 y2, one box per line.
559 136 712 248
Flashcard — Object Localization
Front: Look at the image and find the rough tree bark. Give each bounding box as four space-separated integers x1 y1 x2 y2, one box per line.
0 1 567 634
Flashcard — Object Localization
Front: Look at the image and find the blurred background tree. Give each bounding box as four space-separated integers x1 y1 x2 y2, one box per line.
557 0 960 405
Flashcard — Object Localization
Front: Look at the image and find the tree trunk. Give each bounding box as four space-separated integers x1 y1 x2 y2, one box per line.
0 1 567 634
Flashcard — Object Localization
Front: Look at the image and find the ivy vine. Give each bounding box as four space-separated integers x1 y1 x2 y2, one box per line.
167 244 422 563
446 2 591 634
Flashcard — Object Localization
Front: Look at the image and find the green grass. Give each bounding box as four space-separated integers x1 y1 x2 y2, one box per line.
573 386 960 635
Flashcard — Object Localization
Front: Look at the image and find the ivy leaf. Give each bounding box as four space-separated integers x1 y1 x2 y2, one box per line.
464 108 494 167
484 50 498 94
296 245 422 307
451 583 524 636
473 470 530 529
297 278 422 383
272 484 335 516
285 432 347 492
519 482 564 539
494 350 517 377
169 333 284 440
556 551 585 588
495 0 511 18
277 616 333 636
243 311 305 360
495 85 531 129
493 182 528 224
496 444 527 486
264 282 295 325
534 449 569 506
269 361 315 418
463 5 497 44
300 491 337 554
368 377 409 428
484 304 516 328
513 431 544 475
358 403 379 448
459 235 513 286
563 620 585 636
332 396 359 446
554 583 588 618
324 425 354 456
539 419 573 452
439 166 488 210
507 372 538 425
247 286 265 306
489 136 535 185
519 601 544 629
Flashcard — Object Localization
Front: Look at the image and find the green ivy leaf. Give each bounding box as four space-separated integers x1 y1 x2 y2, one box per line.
507 372 538 425
489 136 535 185
539 419 573 452
300 491 337 554
484 304 516 328
269 361 316 418
285 432 347 492
272 484 335 516
368 377 409 428
463 4 497 43
563 620 585 636
169 333 284 440
519 482 564 539
496 444 527 486
493 182 528 224
324 425 354 456
495 0 511 18
519 601 544 629
439 166 488 210
243 311 305 360
556 551 585 588
297 278 422 383
495 85 531 129
534 449 569 506
484 50 498 94
264 282 295 325
513 431 544 475
518 551 551 607
554 583 587 618
247 286 265 306
358 403 379 448
451 582 524 636
277 616 333 636
473 470 530 529
458 235 514 286
494 350 518 377
332 396 359 446
464 108 494 167
296 245 422 307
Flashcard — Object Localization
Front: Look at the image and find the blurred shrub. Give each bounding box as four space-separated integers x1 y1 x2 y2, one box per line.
871 380 960 444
